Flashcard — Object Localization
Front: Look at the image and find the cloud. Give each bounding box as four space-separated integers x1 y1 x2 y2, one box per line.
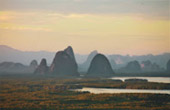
0 11 16 21
0 9 169 55
0 23 52 32
0 0 169 19
0 11 169 36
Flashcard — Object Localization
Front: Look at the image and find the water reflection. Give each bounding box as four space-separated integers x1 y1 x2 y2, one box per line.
76 87 170 94
110 77 170 83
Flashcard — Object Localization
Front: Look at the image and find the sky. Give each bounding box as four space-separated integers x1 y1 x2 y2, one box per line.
0 0 169 55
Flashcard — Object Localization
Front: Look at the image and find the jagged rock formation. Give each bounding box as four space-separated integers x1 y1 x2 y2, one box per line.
0 45 170 69
87 54 114 76
64 46 76 63
50 51 78 76
50 46 78 76
167 60 170 72
34 58 48 74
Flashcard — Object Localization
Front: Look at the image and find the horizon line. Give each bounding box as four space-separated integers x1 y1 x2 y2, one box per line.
0 44 169 56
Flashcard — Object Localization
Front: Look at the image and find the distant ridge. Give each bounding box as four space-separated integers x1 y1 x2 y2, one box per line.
0 45 169 69
0 45 55 65
79 50 98 72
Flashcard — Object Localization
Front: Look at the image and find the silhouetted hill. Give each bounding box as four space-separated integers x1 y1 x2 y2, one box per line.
108 53 170 69
141 60 163 72
30 60 38 69
0 45 55 65
0 61 37 74
64 46 77 63
49 47 79 76
125 60 141 73
79 50 98 72
34 58 48 75
0 45 87 65
87 54 114 77
167 60 170 72
0 45 169 73
117 60 142 73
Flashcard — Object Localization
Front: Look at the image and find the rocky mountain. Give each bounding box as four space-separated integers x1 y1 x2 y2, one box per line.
109 59 117 69
141 60 163 72
29 60 38 71
0 45 169 74
64 46 76 63
34 58 48 74
0 45 55 65
0 62 27 73
119 60 141 73
108 53 170 69
50 47 79 76
126 60 141 71
167 60 170 72
30 60 38 68
87 54 114 76
84 50 98 66
0 45 87 65
79 50 98 72
0 45 169 69
0 60 40 74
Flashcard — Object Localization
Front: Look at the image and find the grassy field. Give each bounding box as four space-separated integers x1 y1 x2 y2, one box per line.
0 74 170 110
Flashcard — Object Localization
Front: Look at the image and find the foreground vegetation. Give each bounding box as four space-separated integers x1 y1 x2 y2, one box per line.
0 74 170 110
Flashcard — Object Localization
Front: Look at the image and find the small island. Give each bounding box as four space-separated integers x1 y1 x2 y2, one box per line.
125 78 148 82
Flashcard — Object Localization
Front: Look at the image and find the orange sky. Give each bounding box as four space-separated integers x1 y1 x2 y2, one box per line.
0 0 169 55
